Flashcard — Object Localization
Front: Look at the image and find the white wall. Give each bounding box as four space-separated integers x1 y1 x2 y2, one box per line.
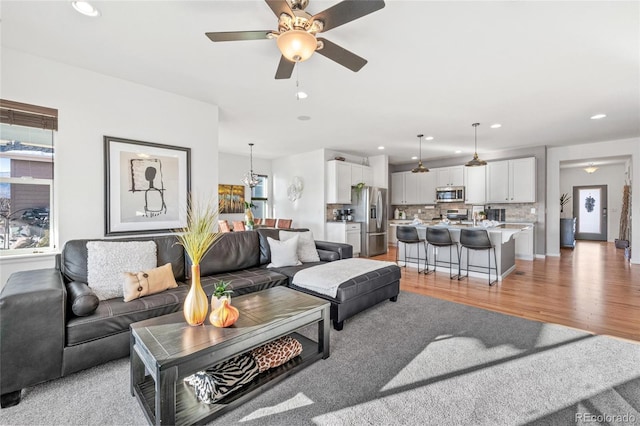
1 48 219 286
559 164 626 242
217 152 272 222
272 149 326 239
547 138 639 264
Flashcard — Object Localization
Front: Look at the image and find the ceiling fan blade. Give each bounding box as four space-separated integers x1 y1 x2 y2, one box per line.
316 38 367 72
265 0 294 18
206 31 272 42
311 0 385 32
275 56 295 79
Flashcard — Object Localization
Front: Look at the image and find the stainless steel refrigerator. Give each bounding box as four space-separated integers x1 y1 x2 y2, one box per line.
350 186 388 257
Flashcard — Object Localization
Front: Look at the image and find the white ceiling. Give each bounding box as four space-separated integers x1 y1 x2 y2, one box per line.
2 1 639 165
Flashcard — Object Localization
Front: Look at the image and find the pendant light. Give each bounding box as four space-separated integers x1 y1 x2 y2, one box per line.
465 123 487 167
411 134 429 173
241 143 260 188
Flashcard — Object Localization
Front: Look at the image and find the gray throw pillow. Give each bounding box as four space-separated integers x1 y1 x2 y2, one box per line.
279 230 320 263
266 235 301 268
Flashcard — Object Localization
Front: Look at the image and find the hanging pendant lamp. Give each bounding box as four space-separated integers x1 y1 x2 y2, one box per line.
411 134 429 173
465 123 487 167
241 143 260 188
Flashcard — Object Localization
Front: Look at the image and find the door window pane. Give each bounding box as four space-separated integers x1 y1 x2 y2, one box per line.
578 188 601 233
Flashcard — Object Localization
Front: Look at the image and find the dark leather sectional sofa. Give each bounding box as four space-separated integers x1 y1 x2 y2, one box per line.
0 227 400 408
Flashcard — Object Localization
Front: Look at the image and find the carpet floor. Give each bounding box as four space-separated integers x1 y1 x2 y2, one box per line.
1 292 639 426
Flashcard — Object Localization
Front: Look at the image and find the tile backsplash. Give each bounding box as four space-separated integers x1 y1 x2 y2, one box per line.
392 203 539 223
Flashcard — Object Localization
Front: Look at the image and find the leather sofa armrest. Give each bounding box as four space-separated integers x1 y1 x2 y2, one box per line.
0 269 66 396
317 249 340 262
314 240 353 259
67 281 99 317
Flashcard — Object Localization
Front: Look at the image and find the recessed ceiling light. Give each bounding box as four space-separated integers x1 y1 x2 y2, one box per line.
490 123 502 129
455 150 462 154
297 115 311 121
296 91 308 100
378 146 384 150
425 136 434 141
411 156 418 160
71 1 100 17
590 114 607 120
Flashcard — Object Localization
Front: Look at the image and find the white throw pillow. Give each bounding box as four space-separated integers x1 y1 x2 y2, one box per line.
267 236 301 268
87 241 157 300
279 230 320 263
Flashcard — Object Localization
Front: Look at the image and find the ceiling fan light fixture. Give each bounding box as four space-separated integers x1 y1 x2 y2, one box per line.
465 123 487 167
277 30 317 62
71 1 100 17
411 134 429 173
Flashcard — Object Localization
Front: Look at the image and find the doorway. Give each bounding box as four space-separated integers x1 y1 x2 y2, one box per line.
573 185 607 241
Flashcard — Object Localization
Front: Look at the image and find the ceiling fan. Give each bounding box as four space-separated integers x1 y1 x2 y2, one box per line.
205 0 385 79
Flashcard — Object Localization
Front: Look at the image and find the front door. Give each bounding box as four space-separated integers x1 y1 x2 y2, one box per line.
573 185 607 241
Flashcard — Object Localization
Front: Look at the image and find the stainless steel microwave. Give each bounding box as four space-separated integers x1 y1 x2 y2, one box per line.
436 186 465 203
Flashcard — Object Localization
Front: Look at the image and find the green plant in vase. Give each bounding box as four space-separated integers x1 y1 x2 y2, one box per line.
243 201 256 229
175 196 223 326
560 193 571 215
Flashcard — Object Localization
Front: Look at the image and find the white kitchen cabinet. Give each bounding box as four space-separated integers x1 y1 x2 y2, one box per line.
486 157 536 203
362 166 373 186
418 170 438 204
464 165 487 204
514 225 534 260
435 166 464 187
327 161 374 204
351 164 373 186
326 160 352 204
510 157 536 202
368 155 388 189
391 172 405 205
404 172 420 204
326 222 361 256
391 171 420 205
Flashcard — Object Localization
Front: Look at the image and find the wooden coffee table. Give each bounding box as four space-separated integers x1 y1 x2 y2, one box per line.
130 286 330 425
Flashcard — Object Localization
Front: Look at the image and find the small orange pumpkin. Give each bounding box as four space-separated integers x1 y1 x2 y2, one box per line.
209 298 239 327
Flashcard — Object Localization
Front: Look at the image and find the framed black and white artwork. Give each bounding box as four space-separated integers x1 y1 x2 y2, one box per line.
104 136 190 236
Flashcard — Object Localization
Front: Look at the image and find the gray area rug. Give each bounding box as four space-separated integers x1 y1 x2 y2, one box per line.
1 292 639 426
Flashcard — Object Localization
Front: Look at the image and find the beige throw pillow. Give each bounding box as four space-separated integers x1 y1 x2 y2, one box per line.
87 241 157 300
123 263 178 302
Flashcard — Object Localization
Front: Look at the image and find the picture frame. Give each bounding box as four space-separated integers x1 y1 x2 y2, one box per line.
104 136 190 236
218 184 246 214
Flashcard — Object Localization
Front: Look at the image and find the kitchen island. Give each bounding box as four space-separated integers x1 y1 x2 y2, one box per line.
396 223 532 281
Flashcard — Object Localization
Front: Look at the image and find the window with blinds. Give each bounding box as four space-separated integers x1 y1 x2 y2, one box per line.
0 99 57 254
250 175 269 219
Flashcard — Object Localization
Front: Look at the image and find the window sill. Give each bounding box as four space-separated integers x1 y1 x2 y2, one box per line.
0 250 60 261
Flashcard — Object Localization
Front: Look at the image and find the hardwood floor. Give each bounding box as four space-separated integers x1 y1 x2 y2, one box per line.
372 241 640 342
